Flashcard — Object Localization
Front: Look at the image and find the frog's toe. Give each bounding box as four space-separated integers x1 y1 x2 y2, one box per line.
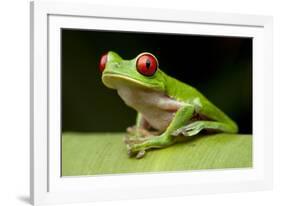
126 144 134 157
123 135 132 144
173 128 201 136
184 129 201 136
172 123 203 137
136 150 146 159
126 126 137 135
126 143 144 158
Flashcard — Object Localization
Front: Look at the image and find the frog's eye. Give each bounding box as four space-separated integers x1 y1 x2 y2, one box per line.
136 53 158 76
99 52 108 73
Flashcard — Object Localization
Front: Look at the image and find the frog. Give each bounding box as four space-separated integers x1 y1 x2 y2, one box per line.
99 51 238 159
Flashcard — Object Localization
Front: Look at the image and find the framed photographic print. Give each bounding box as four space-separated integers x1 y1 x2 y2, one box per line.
30 0 273 205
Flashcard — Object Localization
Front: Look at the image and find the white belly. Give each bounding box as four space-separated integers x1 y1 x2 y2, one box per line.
117 86 182 132
141 108 174 132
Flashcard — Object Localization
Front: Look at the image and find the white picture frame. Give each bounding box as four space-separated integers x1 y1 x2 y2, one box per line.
30 0 273 205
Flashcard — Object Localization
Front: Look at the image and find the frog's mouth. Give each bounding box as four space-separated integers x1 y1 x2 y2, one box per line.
102 72 163 91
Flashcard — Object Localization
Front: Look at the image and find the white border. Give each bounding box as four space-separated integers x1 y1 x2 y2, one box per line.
30 1 273 205
49 14 264 192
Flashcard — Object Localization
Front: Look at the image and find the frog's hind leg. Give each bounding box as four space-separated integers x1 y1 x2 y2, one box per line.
172 120 238 137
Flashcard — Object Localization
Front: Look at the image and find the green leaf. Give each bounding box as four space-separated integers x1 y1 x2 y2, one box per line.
62 133 252 176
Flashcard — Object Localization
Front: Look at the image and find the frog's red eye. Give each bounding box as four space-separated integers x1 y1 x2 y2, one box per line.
136 53 158 76
99 52 108 73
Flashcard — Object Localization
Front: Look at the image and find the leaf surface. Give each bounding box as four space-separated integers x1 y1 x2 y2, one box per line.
62 133 252 176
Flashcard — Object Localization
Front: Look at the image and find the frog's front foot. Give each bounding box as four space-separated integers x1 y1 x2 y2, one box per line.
126 134 175 159
126 144 146 159
123 134 150 159
126 143 148 159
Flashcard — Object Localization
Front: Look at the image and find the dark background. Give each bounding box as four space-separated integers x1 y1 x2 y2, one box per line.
62 29 252 134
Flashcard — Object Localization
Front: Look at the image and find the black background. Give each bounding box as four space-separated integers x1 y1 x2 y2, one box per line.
62 29 252 134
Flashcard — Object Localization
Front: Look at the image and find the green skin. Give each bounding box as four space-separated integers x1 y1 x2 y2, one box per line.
102 51 238 158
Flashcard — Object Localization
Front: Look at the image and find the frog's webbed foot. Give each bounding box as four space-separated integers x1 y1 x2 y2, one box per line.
124 136 148 159
126 142 147 159
126 145 146 159
124 127 151 159
124 134 158 159
125 134 176 159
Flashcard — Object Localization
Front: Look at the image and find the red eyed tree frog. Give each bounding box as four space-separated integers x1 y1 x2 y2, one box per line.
99 51 238 158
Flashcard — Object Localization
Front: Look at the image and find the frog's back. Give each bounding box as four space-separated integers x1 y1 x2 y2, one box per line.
163 72 207 102
163 72 237 127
